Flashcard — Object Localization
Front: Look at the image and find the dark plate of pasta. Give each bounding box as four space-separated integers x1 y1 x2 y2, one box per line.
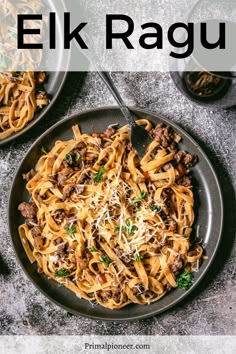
8 107 223 321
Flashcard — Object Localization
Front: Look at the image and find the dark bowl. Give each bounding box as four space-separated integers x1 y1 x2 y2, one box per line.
8 106 223 321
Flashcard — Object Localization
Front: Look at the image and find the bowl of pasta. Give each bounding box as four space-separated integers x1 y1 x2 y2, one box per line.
8 107 223 320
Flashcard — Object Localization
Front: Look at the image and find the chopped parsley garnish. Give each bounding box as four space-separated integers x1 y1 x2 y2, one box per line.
90 246 98 252
65 153 73 164
151 205 161 212
76 152 81 161
115 226 121 232
134 250 143 261
54 268 69 278
100 256 111 266
94 166 105 183
125 221 135 235
133 191 146 206
65 225 76 234
176 271 193 290
41 146 48 155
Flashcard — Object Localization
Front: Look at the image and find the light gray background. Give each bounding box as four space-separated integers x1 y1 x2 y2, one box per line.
0 72 235 335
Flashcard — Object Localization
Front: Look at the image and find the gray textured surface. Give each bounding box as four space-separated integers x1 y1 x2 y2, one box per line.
0 72 235 335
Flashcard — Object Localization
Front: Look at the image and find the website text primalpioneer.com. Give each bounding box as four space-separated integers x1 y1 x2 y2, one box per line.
84 342 150 351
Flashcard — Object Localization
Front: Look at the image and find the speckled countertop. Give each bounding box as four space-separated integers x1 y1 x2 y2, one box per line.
0 72 235 335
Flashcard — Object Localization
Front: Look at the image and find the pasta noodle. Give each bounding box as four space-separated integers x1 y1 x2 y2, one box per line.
18 120 203 309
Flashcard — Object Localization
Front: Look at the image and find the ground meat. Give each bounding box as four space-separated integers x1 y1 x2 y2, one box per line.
176 163 188 179
56 243 66 257
183 153 198 168
175 150 198 168
106 291 112 299
37 72 46 85
132 284 144 296
36 90 47 100
47 174 57 183
22 169 36 182
174 150 186 163
177 175 192 187
18 202 37 222
115 247 132 264
83 248 92 261
77 142 86 149
34 236 44 250
57 167 74 186
53 237 63 245
161 188 173 200
62 160 70 168
74 184 85 194
104 126 116 138
113 289 121 303
162 163 171 172
62 185 74 201
1 119 10 129
166 283 172 292
171 260 182 274
31 226 42 238
151 123 175 148
67 247 75 254
25 219 38 227
84 157 96 167
52 210 65 224
127 143 132 151
77 171 90 184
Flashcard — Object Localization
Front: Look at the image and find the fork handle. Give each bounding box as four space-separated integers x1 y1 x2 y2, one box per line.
94 66 136 128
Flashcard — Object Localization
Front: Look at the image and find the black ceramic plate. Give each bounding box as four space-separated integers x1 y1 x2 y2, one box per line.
8 107 223 321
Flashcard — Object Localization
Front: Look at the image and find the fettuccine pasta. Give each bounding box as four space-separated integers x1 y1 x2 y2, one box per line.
18 120 203 309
